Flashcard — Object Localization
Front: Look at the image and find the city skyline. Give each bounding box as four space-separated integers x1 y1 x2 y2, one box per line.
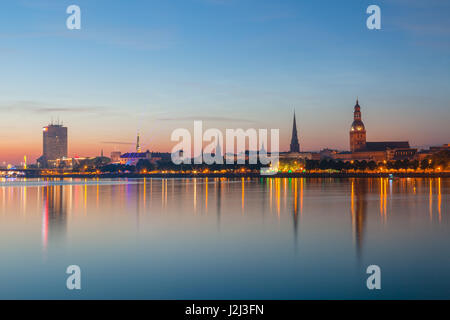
0 1 449 304
1 0 450 163
1 97 448 165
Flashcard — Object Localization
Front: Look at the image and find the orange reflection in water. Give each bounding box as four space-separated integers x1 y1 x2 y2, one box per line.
0 177 446 263
193 178 197 212
205 177 208 213
294 178 298 216
241 178 245 213
429 179 433 222
300 178 304 217
351 180 355 244
276 178 281 218
438 178 441 223
269 178 273 213
379 178 388 223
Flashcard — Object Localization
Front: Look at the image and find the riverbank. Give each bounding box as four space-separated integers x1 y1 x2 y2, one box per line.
22 172 450 179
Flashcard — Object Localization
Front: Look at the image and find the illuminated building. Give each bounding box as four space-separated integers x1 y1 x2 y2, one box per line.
349 99 366 152
38 122 68 167
119 132 152 165
319 148 339 160
430 144 450 152
334 99 416 161
120 151 152 165
415 144 450 161
110 151 122 163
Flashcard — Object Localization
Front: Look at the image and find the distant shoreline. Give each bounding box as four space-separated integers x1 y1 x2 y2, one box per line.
19 172 450 179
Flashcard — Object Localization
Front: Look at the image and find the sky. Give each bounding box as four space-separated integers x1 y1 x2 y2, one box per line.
0 0 449 164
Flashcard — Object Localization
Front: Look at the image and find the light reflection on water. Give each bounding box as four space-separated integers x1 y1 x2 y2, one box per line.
0 177 448 299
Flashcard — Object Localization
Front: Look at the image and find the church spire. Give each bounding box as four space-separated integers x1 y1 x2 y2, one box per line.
215 135 222 159
290 111 300 153
354 99 361 120
136 131 142 153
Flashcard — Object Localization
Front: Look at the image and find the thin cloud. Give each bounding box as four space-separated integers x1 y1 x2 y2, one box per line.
0 26 176 51
35 107 103 113
396 22 450 37
0 100 124 116
387 0 450 38
157 116 256 124
101 141 135 145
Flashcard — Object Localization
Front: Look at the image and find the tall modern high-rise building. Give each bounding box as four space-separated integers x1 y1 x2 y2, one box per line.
42 123 68 163
290 111 300 153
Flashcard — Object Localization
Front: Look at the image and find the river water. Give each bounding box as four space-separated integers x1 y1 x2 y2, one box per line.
0 177 448 299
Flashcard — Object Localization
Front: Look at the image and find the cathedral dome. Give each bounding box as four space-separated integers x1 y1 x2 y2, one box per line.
350 99 365 132
351 120 365 132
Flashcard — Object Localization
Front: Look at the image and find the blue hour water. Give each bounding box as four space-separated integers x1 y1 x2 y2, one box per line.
0 177 448 299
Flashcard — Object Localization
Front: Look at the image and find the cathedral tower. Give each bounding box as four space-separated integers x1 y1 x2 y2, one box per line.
350 99 366 152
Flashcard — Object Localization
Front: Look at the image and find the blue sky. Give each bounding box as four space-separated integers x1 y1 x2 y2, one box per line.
0 0 449 163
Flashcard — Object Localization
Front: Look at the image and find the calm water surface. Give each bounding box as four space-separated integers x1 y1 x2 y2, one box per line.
0 177 448 299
